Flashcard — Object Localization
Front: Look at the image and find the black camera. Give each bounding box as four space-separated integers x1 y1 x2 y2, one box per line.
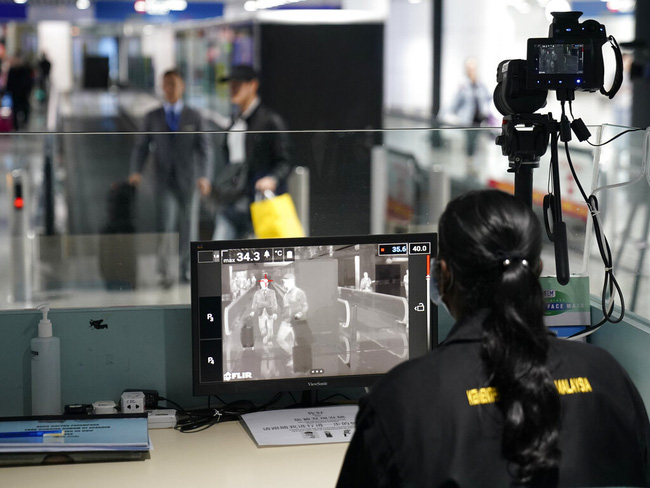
494 11 622 116
492 12 622 288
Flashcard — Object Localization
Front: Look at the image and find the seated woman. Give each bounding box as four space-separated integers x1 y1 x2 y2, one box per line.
337 189 650 487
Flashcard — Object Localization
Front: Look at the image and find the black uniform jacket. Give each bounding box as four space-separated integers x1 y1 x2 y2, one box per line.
337 311 650 488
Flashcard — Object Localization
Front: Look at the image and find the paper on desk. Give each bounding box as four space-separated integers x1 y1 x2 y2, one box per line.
0 416 150 453
240 405 358 447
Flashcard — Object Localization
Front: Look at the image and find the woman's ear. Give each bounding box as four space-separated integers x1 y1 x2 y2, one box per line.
536 259 543 277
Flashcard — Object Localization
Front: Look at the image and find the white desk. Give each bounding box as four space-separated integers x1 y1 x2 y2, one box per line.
1 421 349 488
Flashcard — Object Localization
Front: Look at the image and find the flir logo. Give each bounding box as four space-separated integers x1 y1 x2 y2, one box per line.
224 371 253 381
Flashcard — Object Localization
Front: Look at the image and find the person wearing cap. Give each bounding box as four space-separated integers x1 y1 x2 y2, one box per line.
129 69 211 286
212 64 293 240
276 273 310 370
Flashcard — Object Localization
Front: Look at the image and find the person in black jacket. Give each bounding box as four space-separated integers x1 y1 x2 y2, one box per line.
212 64 293 240
337 189 650 488
6 52 34 131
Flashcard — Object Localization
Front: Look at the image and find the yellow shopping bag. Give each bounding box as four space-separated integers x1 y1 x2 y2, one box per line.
250 192 305 238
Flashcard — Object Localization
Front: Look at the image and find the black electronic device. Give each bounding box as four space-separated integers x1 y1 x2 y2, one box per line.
191 233 437 397
492 11 624 286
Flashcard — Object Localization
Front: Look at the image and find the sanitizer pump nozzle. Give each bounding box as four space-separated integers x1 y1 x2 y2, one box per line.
37 304 52 337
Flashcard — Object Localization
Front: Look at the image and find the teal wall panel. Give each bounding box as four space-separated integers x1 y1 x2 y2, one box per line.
0 304 649 418
0 306 197 417
589 309 650 415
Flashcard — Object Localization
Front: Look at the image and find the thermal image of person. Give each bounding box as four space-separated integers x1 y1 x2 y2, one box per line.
359 272 374 292
276 273 310 368
250 274 278 345
403 269 409 298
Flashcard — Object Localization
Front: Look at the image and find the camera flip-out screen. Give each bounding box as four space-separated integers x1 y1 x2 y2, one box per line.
527 38 601 91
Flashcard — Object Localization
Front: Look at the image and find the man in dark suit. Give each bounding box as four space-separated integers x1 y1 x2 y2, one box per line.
212 65 293 240
129 69 211 285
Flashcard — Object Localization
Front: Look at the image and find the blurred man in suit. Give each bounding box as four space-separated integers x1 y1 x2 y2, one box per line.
129 69 211 286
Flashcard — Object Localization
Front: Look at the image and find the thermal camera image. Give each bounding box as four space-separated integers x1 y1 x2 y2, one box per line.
538 43 584 75
219 244 412 383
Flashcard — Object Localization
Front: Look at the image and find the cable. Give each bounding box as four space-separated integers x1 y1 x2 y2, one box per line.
557 102 636 340
163 392 286 433
586 128 643 147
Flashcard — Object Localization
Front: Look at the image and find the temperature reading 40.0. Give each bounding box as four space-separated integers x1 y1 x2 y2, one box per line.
409 242 431 255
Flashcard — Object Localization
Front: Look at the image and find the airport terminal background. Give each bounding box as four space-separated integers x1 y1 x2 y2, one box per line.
0 0 649 417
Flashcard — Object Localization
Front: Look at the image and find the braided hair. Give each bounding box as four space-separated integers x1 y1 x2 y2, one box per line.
438 189 560 484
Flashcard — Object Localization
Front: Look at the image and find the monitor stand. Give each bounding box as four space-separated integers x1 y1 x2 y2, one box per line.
293 390 317 408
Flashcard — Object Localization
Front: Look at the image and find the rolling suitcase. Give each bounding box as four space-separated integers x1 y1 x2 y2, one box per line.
99 181 137 290
240 316 255 349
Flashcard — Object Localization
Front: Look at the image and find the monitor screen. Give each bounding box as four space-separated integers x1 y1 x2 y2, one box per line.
191 233 437 396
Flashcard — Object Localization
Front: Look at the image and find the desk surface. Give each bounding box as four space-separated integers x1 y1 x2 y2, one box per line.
1 421 349 488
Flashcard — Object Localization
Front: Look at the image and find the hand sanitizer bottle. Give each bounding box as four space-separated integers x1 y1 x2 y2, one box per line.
31 304 61 415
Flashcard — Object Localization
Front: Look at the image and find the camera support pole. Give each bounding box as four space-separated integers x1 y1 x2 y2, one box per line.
496 113 571 285
547 128 570 286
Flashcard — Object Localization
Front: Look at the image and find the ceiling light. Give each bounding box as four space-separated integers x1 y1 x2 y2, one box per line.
606 0 635 12
76 0 90 10
133 0 187 15
243 0 307 11
545 0 571 22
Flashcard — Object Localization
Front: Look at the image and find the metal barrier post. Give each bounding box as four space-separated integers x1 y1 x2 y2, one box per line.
288 166 310 236
370 146 388 234
428 164 449 228
7 169 33 303
43 134 55 235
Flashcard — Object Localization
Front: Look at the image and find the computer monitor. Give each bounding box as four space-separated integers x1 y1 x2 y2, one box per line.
191 233 437 397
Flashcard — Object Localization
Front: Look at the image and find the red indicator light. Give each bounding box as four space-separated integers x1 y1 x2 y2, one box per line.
380 247 385 253
13 197 24 209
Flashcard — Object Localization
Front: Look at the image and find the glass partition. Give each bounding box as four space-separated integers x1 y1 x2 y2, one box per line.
0 126 646 319
589 125 650 319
